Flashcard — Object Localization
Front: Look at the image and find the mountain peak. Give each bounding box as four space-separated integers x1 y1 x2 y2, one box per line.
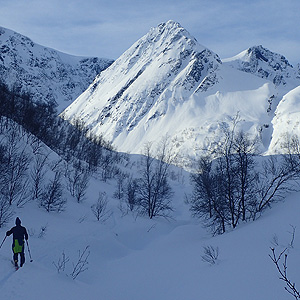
247 45 270 62
247 45 292 67
62 21 222 149
120 20 205 62
151 20 188 35
223 45 299 87
157 20 182 30
151 20 194 41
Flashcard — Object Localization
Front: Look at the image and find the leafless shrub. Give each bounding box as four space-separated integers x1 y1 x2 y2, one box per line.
78 214 88 223
66 160 90 203
91 192 111 222
136 139 174 219
113 172 127 200
288 225 296 249
269 247 300 299
1 129 31 206
30 152 49 200
38 224 48 238
53 246 90 280
40 171 66 212
53 251 70 274
201 245 219 265
271 234 279 247
0 194 14 228
70 246 90 280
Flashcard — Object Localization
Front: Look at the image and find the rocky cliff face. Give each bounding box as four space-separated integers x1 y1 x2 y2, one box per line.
0 26 113 112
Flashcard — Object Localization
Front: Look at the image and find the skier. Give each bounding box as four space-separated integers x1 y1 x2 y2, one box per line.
6 217 29 268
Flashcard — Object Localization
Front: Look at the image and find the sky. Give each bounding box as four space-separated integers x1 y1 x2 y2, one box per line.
0 0 299 65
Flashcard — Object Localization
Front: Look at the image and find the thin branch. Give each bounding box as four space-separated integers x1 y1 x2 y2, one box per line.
269 247 300 299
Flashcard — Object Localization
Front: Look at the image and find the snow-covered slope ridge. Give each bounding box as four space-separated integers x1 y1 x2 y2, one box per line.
223 45 300 88
62 21 299 163
0 26 113 112
268 86 300 153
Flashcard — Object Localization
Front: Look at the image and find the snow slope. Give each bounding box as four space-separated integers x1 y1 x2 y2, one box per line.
223 45 300 156
0 161 299 300
0 26 113 112
0 104 299 300
268 86 300 153
62 21 300 165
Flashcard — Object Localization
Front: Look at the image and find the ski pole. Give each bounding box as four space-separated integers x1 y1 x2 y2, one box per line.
26 240 33 262
0 235 7 249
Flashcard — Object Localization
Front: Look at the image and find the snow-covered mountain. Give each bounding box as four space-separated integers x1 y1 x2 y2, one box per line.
62 21 300 165
62 20 222 144
64 21 222 150
0 26 113 112
223 45 300 88
3 21 298 165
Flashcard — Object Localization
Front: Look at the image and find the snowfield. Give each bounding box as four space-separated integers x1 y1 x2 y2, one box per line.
0 160 299 300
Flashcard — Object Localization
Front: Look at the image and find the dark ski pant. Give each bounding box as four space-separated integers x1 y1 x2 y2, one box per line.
13 251 25 267
13 242 25 267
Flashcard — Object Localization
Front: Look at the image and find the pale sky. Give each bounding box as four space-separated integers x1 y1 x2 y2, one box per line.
0 0 299 65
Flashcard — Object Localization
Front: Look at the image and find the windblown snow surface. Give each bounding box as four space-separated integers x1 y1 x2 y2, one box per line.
268 86 300 153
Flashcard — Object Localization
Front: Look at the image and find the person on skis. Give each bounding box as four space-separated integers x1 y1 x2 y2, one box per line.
6 217 29 268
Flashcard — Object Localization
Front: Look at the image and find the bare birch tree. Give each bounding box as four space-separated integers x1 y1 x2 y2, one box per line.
136 138 174 219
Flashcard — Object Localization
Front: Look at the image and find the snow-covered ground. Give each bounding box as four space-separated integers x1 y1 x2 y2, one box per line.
0 156 299 300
